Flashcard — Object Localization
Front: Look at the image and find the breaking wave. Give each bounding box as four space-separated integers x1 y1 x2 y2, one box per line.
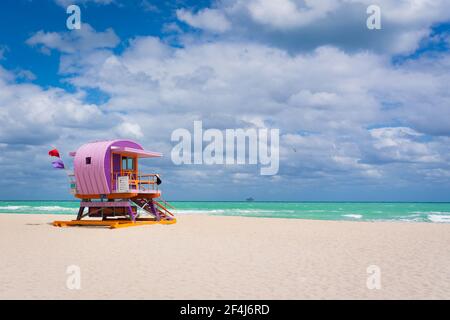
0 204 77 214
342 214 362 219
427 214 450 223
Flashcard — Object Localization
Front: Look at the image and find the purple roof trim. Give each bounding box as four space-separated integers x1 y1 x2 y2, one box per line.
110 146 162 158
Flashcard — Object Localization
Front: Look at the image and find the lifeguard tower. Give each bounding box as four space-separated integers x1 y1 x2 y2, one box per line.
53 139 176 229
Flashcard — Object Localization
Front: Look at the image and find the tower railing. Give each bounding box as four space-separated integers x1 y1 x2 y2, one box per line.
111 172 159 193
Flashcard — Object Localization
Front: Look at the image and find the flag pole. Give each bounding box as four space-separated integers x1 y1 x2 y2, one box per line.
50 145 73 187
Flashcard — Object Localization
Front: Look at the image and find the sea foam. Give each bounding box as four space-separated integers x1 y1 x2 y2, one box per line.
342 214 362 219
428 214 450 223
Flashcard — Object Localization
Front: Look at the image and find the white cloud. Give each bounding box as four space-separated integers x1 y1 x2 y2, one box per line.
116 122 144 139
177 8 231 33
173 0 450 55
369 127 444 164
235 0 450 31
26 24 119 54
0 67 105 145
0 61 146 150
54 0 114 7
26 24 121 78
246 0 338 29
388 28 430 54
15 69 37 81
28 29 446 187
356 0 450 25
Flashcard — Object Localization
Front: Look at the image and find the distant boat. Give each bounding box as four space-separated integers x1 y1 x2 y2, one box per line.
246 197 254 202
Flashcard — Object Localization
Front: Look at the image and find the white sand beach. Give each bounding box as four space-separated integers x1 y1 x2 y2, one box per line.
1 213 449 299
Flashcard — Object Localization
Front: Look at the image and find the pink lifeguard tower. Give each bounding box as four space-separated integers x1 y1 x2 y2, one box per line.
53 139 175 228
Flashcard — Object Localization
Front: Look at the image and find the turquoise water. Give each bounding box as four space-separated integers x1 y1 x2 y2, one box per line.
1 201 450 223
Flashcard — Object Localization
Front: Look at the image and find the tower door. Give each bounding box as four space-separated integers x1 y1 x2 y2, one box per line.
111 153 138 192
120 155 138 190
121 156 136 175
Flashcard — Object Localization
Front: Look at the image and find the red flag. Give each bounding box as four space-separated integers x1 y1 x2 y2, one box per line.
48 148 60 158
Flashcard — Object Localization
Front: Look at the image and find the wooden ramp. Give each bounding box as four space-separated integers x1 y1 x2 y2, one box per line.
53 218 176 229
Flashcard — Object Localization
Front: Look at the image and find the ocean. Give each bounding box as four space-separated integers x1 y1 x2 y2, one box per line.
1 201 450 223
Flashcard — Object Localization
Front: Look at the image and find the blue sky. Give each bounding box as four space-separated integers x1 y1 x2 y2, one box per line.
0 0 450 201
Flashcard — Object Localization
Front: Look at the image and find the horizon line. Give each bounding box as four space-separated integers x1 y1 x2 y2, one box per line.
1 200 450 204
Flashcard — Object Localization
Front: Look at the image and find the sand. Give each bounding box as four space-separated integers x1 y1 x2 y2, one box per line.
0 213 450 299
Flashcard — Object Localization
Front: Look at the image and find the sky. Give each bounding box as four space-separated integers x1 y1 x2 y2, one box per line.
0 0 450 201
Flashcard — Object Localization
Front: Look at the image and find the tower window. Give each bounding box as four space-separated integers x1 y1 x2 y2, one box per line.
121 156 134 170
86 157 91 165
